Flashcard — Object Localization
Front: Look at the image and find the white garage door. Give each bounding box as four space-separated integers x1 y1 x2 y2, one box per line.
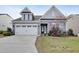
15 24 38 35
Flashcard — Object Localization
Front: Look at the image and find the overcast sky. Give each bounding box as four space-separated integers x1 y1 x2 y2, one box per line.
0 5 79 19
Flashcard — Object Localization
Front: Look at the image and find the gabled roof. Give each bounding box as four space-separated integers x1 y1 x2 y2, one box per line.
20 7 32 13
13 17 21 21
13 15 42 21
34 15 42 20
41 6 66 20
0 13 13 19
67 14 79 19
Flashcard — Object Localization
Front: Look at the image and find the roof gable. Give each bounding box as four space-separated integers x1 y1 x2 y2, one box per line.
20 7 32 13
41 6 66 20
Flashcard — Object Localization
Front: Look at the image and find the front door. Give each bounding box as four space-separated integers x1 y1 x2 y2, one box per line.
41 24 47 34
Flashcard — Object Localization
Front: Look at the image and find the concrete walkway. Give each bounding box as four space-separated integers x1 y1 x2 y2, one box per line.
0 35 37 53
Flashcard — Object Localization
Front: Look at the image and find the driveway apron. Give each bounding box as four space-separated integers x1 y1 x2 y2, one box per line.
0 35 37 53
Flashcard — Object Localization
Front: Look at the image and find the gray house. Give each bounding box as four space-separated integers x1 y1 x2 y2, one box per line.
12 6 66 36
66 14 79 35
0 14 13 31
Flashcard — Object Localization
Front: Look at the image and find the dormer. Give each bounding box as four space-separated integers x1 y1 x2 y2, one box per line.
20 7 33 21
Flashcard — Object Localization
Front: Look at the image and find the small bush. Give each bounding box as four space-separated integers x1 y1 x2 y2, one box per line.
67 29 74 36
7 27 14 35
3 31 12 36
0 31 3 34
48 27 62 37
0 28 13 36
59 32 67 37
48 30 52 36
48 27 67 37
7 27 12 32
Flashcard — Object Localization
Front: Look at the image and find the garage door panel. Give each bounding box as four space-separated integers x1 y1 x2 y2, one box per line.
15 27 26 35
15 24 38 35
27 27 38 35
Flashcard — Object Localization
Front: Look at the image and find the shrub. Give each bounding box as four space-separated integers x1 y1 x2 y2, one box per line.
48 26 67 37
48 30 52 36
48 27 62 37
7 27 14 35
3 31 12 36
59 32 67 37
7 27 12 33
0 31 3 34
67 29 74 36
0 28 14 36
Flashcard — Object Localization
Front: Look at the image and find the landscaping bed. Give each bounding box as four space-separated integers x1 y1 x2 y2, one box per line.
0 29 14 38
36 36 79 53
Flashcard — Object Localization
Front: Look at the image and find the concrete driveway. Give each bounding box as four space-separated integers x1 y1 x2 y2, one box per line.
0 35 37 53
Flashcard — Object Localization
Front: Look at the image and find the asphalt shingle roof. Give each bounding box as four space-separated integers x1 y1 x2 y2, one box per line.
41 6 66 20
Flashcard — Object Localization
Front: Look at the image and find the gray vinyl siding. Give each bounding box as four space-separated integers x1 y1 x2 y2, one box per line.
66 15 79 35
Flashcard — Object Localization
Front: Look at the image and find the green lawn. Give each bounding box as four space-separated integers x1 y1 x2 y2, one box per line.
36 36 79 53
0 34 5 38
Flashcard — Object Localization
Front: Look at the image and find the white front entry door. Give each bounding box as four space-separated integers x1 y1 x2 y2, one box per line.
15 24 38 35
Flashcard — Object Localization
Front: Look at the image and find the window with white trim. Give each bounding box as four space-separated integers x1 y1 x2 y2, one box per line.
33 25 37 27
22 25 26 27
16 25 20 27
27 25 31 27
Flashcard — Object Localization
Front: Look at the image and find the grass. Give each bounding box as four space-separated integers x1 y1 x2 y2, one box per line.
36 36 79 53
0 34 5 38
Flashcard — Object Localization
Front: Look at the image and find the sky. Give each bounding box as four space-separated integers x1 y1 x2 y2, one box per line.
0 5 79 19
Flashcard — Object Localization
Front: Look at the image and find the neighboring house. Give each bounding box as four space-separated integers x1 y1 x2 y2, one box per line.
12 6 67 36
66 14 79 35
0 14 13 31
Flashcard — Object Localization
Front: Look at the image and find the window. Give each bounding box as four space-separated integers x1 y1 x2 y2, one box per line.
25 14 28 20
33 25 37 27
16 25 20 27
22 25 26 27
59 23 65 30
29 14 32 21
27 25 31 27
